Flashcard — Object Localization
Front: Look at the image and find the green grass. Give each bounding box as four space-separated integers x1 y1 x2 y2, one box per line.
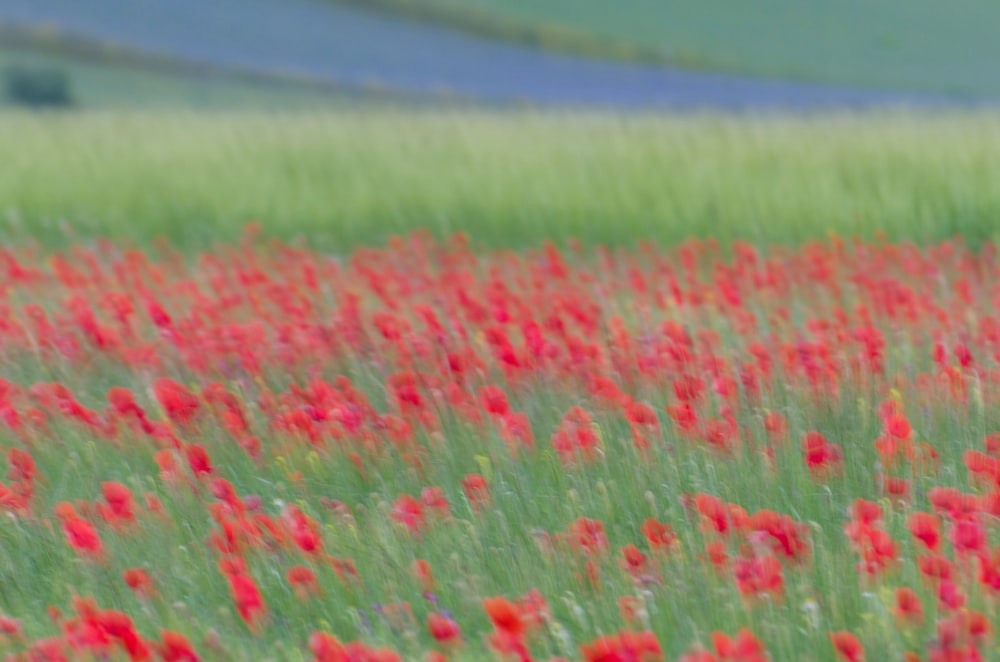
2 111 1000 251
335 0 1000 97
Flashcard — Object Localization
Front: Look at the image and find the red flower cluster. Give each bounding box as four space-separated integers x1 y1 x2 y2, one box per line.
1 233 1000 660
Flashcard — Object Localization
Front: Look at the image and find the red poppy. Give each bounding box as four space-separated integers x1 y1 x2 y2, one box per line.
123 569 156 600
226 572 267 632
286 565 320 600
461 474 491 510
390 494 425 533
61 513 103 561
153 378 200 426
427 613 461 646
482 597 524 636
158 630 199 662
894 587 923 625
641 518 679 552
711 628 767 662
829 631 864 662
580 630 662 662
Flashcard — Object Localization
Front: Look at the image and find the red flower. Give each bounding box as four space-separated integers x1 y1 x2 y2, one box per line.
60 510 103 560
479 386 511 416
894 587 923 625
580 630 662 662
158 630 199 662
153 378 200 426
565 517 609 556
123 568 156 600
184 444 214 478
950 520 987 556
641 518 679 552
666 402 699 433
483 597 524 636
100 482 136 526
734 555 784 599
308 633 402 662
286 565 320 600
620 544 648 578
427 613 461 646
391 494 425 533
802 431 843 477
228 572 266 631
551 407 601 464
711 628 767 662
673 374 704 403
851 500 882 527
420 486 450 518
626 402 659 427
461 474 491 510
7 448 36 483
283 505 324 555
937 580 965 611
829 631 864 662
703 541 729 571
917 554 954 583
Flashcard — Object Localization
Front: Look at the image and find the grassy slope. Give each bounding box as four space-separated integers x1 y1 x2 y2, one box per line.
0 50 373 110
1 111 999 251
340 0 1000 96
0 24 415 110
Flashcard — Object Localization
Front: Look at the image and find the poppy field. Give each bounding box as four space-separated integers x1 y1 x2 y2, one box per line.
0 227 999 662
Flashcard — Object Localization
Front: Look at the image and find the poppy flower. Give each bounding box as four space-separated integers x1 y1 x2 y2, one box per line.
461 474 491 510
286 565 320 600
153 378 200 426
60 512 103 561
391 494 425 533
226 572 267 632
829 631 864 662
123 569 156 600
711 628 767 662
427 613 461 646
158 630 199 662
483 597 524 637
641 518 679 552
893 587 923 625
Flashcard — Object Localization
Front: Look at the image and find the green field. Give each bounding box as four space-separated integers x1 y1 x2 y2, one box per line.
0 50 376 110
0 25 406 110
340 0 1000 97
2 111 1000 251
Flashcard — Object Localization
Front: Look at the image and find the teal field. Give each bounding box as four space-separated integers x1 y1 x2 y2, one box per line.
342 0 1000 96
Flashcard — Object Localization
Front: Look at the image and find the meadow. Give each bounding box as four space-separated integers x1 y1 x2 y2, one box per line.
1 111 1000 661
3 111 1000 250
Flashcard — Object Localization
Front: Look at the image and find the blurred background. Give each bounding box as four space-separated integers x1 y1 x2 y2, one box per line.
3 1 999 254
2 0 997 111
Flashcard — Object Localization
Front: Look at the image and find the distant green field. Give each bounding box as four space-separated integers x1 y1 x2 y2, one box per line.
2 111 1000 251
0 24 410 109
0 50 374 109
341 0 1000 97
